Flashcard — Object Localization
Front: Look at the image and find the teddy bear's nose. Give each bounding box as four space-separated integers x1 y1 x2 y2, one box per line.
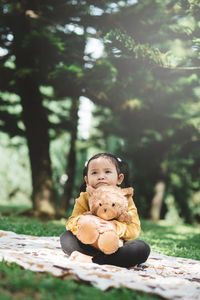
104 208 107 212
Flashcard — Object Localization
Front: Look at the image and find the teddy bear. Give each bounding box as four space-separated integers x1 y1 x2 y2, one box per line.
76 185 133 254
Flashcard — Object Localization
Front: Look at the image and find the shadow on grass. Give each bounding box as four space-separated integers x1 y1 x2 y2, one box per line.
140 219 200 260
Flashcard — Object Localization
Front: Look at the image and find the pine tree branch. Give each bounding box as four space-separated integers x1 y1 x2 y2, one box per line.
106 29 200 71
160 65 200 70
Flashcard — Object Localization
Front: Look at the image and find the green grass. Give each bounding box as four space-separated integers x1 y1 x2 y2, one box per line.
140 219 200 260
0 207 199 300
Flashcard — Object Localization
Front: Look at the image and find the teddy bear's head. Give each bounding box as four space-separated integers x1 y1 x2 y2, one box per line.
86 185 133 222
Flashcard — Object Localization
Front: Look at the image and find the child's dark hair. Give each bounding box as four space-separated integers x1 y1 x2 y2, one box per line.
79 153 131 193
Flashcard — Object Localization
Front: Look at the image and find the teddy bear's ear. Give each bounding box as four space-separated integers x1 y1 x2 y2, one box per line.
86 185 95 196
121 187 134 198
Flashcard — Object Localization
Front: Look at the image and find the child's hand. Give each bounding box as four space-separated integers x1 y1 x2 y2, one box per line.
78 215 94 225
78 215 116 233
97 219 116 233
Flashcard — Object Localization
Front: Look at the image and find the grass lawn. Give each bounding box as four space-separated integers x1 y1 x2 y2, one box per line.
0 206 199 300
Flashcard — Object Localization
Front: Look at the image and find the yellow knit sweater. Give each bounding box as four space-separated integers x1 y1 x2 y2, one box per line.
66 191 141 241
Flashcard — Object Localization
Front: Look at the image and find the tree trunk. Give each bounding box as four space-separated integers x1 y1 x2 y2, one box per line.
13 10 56 217
150 181 166 221
18 76 56 217
60 99 79 213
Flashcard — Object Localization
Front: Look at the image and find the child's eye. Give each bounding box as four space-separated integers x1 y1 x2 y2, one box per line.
91 171 97 175
106 170 111 173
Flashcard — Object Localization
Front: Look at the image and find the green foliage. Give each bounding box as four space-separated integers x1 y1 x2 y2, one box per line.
93 0 200 223
0 133 31 205
106 29 163 66
105 0 200 69
50 132 70 201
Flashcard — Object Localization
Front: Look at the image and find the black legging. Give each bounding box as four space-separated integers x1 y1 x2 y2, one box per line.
60 230 151 268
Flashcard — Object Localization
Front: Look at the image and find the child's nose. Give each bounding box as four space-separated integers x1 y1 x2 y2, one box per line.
98 173 105 179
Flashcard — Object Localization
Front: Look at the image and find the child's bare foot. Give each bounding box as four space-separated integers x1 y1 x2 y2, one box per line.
69 251 93 263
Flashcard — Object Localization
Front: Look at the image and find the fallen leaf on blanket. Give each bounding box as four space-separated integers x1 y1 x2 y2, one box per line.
103 265 121 272
88 273 112 279
157 266 165 270
0 248 11 250
37 264 44 269
0 232 7 237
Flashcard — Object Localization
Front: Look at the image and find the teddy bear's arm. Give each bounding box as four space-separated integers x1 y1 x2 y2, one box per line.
117 212 132 224
113 198 141 241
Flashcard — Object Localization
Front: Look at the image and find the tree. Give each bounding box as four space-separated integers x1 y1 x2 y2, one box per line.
90 0 200 222
0 0 134 217
0 1 85 216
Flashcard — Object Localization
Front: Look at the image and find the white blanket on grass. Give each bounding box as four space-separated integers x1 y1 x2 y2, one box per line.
0 230 199 300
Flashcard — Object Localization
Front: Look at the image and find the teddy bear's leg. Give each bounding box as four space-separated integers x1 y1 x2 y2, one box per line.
98 231 119 254
77 221 99 244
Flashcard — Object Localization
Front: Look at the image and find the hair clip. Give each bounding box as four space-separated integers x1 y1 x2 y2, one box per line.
84 161 88 167
117 157 122 162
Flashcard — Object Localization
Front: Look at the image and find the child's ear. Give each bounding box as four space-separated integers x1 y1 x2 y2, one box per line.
122 187 134 198
84 175 88 184
117 173 124 185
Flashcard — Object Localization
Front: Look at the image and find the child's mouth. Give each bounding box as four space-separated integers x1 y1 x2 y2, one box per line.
96 182 108 187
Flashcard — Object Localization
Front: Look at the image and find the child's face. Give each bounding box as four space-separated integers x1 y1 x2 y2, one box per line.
84 157 124 189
